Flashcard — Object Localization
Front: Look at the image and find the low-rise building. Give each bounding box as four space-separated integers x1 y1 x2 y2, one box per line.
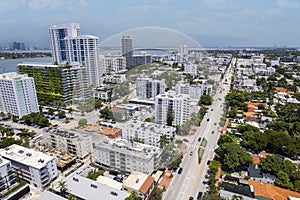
102 74 126 83
44 127 93 159
95 138 162 174
121 120 176 147
0 157 16 193
122 171 155 199
248 165 275 184
99 54 126 74
56 174 129 200
0 145 58 189
175 81 212 100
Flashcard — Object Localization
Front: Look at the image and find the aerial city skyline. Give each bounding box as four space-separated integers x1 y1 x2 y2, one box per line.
1 0 300 48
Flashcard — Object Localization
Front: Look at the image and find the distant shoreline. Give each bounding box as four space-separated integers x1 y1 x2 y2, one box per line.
0 51 51 59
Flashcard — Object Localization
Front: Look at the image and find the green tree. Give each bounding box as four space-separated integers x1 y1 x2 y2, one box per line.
67 194 77 200
199 95 213 106
209 160 220 174
78 118 87 127
275 171 293 189
218 134 235 146
125 191 143 200
216 143 253 172
58 180 67 196
261 155 283 175
58 111 66 118
38 117 50 127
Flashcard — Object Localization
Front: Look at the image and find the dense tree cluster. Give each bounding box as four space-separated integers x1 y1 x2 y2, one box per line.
261 155 300 192
198 94 213 106
21 112 50 127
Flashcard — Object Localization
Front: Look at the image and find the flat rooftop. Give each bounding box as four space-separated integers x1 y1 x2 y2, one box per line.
122 171 149 191
0 144 55 169
63 174 128 200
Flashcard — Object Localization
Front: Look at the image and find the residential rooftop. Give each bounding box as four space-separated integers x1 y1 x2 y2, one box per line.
123 171 154 194
0 144 55 169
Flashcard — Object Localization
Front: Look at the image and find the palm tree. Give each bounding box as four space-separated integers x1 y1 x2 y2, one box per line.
68 194 77 200
58 180 67 197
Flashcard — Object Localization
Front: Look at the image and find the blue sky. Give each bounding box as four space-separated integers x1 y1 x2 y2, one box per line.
0 0 300 48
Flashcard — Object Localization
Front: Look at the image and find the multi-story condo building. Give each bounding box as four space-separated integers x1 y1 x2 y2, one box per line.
0 72 39 118
132 53 151 67
136 78 166 100
49 22 80 64
0 158 16 193
44 128 93 159
178 45 188 63
49 23 102 88
99 54 126 74
17 62 90 106
176 81 212 100
122 35 133 67
155 91 190 126
64 35 102 87
121 120 176 147
95 138 162 174
0 145 58 189
184 63 198 77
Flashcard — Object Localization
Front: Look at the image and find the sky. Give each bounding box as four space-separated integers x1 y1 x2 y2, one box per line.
0 0 300 48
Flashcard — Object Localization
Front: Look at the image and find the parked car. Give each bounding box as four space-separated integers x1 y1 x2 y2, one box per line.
178 168 183 174
197 192 203 199
189 151 193 156
198 137 201 142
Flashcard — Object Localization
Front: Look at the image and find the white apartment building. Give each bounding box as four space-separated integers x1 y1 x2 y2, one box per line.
121 120 176 147
178 45 188 63
176 81 213 100
44 128 93 159
136 78 166 100
49 23 102 88
65 35 102 87
49 22 80 64
99 54 126 74
0 73 39 118
252 64 275 76
155 91 190 126
0 145 58 189
184 63 198 77
95 138 162 174
0 157 16 193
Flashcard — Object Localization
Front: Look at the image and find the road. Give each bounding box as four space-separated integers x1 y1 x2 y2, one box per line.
164 58 235 200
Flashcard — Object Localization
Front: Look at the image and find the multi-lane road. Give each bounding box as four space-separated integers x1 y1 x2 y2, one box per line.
164 59 235 200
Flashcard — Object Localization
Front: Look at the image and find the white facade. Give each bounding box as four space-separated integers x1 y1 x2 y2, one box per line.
102 74 126 83
99 54 126 74
176 81 212 100
44 128 93 159
0 145 58 189
121 121 176 147
253 64 275 76
178 45 188 62
49 23 80 64
0 73 39 118
49 23 102 88
136 78 166 100
65 35 102 87
184 63 198 77
0 158 15 193
95 138 162 174
155 91 190 126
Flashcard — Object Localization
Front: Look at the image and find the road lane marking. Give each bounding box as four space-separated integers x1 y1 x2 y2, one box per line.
187 164 201 198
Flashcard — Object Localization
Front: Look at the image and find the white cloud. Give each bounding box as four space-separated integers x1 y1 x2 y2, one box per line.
277 0 300 8
0 19 16 25
26 0 87 10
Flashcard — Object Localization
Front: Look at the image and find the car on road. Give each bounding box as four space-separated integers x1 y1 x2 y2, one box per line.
198 137 201 142
207 160 211 165
212 131 215 134
189 151 193 156
214 122 217 126
178 167 183 174
197 192 203 199
189 197 194 200
207 118 209 122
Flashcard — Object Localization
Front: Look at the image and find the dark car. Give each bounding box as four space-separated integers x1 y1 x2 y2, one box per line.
198 137 201 142
197 192 203 199
189 197 194 200
207 160 211 165
207 118 209 122
178 168 183 174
